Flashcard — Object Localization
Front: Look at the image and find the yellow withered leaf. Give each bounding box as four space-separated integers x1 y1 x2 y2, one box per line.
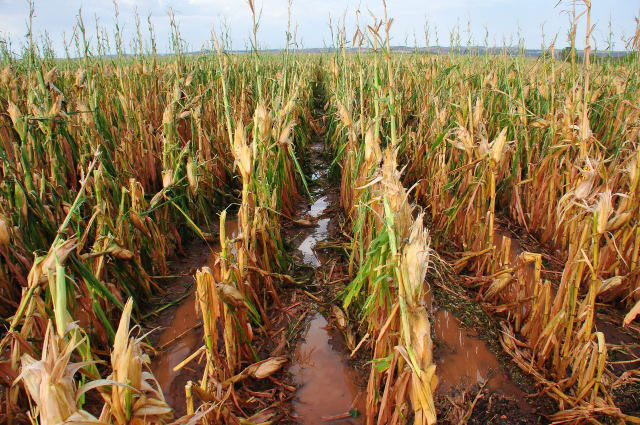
7 101 22 126
336 100 353 128
623 300 640 327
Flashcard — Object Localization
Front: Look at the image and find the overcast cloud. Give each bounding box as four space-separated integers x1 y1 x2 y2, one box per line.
0 0 639 56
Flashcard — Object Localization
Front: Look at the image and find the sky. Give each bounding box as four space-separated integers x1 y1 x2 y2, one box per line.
0 0 639 56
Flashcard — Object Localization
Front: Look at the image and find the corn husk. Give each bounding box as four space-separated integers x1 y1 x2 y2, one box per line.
162 170 174 188
217 284 245 309
44 67 58 86
15 324 102 425
105 298 173 424
232 120 252 180
489 127 508 164
247 357 287 379
74 68 86 87
186 159 198 194
0 215 9 247
109 244 134 260
28 238 78 286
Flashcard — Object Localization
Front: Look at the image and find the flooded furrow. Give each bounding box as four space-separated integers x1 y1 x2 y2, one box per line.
149 221 238 412
152 291 201 409
289 109 531 421
291 314 364 425
433 308 529 408
430 227 534 409
434 308 505 391
430 291 517 397
296 195 330 267
147 89 364 422
288 110 364 424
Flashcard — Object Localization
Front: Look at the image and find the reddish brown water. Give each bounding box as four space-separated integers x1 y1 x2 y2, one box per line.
433 308 531 409
430 227 534 409
434 309 505 390
151 220 239 409
151 292 201 408
291 135 364 423
290 314 364 425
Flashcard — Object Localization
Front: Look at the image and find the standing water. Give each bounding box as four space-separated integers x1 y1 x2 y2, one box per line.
297 195 330 267
434 309 520 394
289 104 364 423
430 227 534 410
152 291 201 409
290 314 364 424
150 221 238 412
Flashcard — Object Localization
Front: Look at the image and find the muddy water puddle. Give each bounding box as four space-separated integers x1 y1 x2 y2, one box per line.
297 195 331 266
290 131 365 423
430 227 535 408
309 196 329 217
150 220 239 411
311 168 328 180
310 143 325 153
296 142 332 267
290 314 364 425
435 310 504 389
433 308 531 409
151 292 201 408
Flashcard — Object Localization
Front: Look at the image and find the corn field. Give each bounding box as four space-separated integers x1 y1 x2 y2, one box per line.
1 1 640 425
